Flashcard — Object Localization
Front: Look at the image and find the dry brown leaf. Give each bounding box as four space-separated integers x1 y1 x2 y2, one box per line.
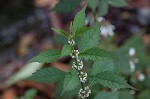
48 11 62 30
16 81 55 98
127 0 150 8
51 62 70 72
17 32 35 56
1 88 16 99
142 34 150 46
34 0 59 8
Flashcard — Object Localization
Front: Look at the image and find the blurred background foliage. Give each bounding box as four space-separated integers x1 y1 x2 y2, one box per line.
0 0 150 99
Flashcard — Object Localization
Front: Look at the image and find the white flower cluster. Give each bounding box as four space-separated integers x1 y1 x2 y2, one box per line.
138 73 145 81
70 50 79 58
68 36 91 98
68 37 75 45
129 47 139 72
129 48 145 81
97 17 115 37
79 86 91 98
97 17 104 22
129 47 136 56
100 25 115 37
72 59 83 70
79 72 87 83
129 61 135 73
85 15 115 37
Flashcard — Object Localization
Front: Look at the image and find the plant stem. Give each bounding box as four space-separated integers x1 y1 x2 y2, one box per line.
92 12 97 23
72 44 86 99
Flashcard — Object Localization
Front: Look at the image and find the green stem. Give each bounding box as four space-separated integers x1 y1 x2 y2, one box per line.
92 12 97 23
71 43 86 99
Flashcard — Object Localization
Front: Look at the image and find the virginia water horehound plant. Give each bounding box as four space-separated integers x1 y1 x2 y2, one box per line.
27 7 135 99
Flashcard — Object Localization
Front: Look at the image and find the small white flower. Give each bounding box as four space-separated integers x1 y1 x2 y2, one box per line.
97 17 104 22
72 60 83 70
77 60 83 65
85 15 104 26
70 50 80 59
78 65 83 70
74 50 79 56
85 86 91 93
68 36 75 45
129 61 135 72
129 48 136 56
77 59 84 70
75 65 83 70
72 62 77 69
100 21 115 37
138 73 145 81
130 90 135 95
70 53 75 58
79 86 91 98
79 89 85 98
79 72 87 83
85 18 90 25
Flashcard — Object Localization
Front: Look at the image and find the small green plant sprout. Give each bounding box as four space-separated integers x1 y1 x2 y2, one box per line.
27 7 135 99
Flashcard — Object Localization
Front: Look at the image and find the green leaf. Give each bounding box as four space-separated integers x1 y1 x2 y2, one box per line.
55 82 79 99
79 48 115 61
25 88 37 99
98 1 109 16
53 0 81 13
91 60 114 75
143 78 150 88
62 70 80 94
61 44 72 57
30 49 60 63
138 90 150 99
112 50 131 74
107 0 127 7
95 71 133 89
87 0 99 11
52 35 68 46
71 6 86 35
72 27 90 38
77 25 100 51
27 67 66 83
98 36 117 51
121 35 145 61
51 28 68 38
113 35 146 74
119 90 134 99
94 91 118 99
